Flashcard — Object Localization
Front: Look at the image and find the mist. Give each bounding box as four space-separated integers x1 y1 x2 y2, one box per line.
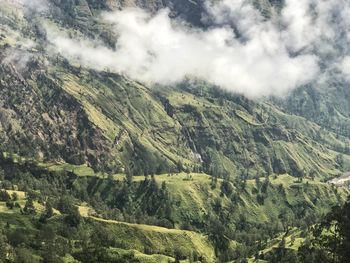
47 0 350 98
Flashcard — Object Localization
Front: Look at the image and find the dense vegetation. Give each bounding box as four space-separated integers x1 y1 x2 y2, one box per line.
301 198 350 263
0 152 346 262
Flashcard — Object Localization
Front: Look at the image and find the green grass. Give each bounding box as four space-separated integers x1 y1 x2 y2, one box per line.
87 171 348 240
73 171 348 262
108 248 174 263
235 109 262 126
113 172 224 225
2 2 350 262
44 163 95 177
261 228 306 254
0 189 45 214
60 73 120 141
83 215 216 262
2 0 350 181
44 62 350 179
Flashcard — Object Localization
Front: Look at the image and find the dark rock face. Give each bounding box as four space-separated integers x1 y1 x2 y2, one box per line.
49 0 207 26
0 50 113 167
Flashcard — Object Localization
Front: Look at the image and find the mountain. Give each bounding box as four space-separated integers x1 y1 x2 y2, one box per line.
1 0 350 178
0 0 350 262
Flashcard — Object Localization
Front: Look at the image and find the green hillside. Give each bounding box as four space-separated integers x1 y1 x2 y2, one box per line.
1 0 350 179
1 0 350 262
0 152 347 261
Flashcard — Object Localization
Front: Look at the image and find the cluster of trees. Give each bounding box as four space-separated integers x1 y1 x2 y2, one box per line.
0 169 213 262
109 174 174 228
0 149 346 262
295 199 350 263
206 172 337 262
0 196 80 263
0 203 147 263
261 197 350 263
125 139 173 176
0 190 19 210
0 164 156 262
0 157 175 229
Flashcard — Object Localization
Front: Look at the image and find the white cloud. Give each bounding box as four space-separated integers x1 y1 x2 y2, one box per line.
0 0 49 12
340 57 350 79
281 0 317 51
21 0 49 12
46 0 350 98
3 49 34 72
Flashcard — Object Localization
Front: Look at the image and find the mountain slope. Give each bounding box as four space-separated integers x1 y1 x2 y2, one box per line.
1 0 350 262
1 2 350 178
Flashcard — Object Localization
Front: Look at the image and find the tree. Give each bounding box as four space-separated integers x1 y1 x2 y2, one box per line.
57 196 74 214
278 209 292 233
23 198 36 215
44 201 54 219
7 228 28 247
15 247 40 263
220 180 233 197
11 192 18 201
255 176 261 189
0 231 9 260
56 196 81 227
0 190 11 202
161 181 167 192
64 206 81 227
38 225 56 243
6 201 14 209
336 154 344 169
261 175 270 194
297 200 350 263
125 168 133 186
176 160 184 172
207 214 230 256
91 223 117 248
256 193 265 205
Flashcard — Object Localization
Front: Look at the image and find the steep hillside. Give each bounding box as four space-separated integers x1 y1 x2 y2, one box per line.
0 200 215 262
279 85 350 143
1 0 350 178
81 172 348 242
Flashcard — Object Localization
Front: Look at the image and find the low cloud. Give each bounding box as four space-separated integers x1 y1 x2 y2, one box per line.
0 0 49 13
47 0 350 98
340 57 350 79
3 49 34 72
24 0 48 12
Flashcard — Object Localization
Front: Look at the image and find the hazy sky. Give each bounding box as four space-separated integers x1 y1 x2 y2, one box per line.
47 0 350 98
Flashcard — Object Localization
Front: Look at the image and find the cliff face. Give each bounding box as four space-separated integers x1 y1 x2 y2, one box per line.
49 0 206 25
0 48 113 167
